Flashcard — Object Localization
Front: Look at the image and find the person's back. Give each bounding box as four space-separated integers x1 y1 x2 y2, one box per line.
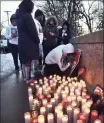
45 45 65 65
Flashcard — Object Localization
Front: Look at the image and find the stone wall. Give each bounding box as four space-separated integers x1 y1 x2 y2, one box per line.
70 30 104 87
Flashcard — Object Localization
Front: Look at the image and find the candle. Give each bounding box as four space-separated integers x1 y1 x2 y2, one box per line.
71 101 77 109
38 115 45 123
67 105 73 123
24 112 31 123
51 98 55 109
83 108 90 123
28 87 32 95
73 108 80 123
79 113 86 123
30 83 35 88
76 120 83 123
62 115 68 123
57 111 63 123
71 95 76 101
47 103 52 113
94 119 102 123
42 99 47 107
91 110 98 123
47 113 54 123
54 94 59 105
29 94 33 110
67 96 72 104
33 99 38 108
40 107 46 115
99 115 104 123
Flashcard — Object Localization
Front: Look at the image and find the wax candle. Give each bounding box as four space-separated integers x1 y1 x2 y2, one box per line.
99 115 104 123
57 111 63 123
79 113 86 123
51 98 55 109
29 94 33 110
71 101 77 109
62 93 67 100
24 112 31 123
83 108 90 123
28 87 32 95
76 120 83 123
30 83 35 88
67 105 73 123
47 113 54 123
75 89 81 96
54 94 59 105
38 115 45 123
47 103 52 113
70 92 74 96
33 99 38 108
73 108 80 123
42 99 47 107
67 96 72 104
62 115 68 123
94 119 101 123
40 107 46 115
71 95 76 101
91 110 98 123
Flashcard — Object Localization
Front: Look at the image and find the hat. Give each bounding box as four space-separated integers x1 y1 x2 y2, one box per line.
62 43 74 54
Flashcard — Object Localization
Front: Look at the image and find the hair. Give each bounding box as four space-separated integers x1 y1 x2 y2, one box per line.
10 14 16 22
19 0 34 13
46 16 58 26
62 21 70 30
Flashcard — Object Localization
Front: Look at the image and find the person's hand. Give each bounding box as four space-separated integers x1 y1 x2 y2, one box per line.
49 32 55 36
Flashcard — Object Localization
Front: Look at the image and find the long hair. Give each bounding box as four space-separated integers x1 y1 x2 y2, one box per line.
19 0 34 13
46 16 58 26
62 21 70 30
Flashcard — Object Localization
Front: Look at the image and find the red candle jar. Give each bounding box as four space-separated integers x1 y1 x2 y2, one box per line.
91 110 98 123
31 118 38 123
79 113 86 123
99 115 104 123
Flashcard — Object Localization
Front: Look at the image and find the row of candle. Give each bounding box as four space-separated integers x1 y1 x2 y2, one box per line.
24 75 104 123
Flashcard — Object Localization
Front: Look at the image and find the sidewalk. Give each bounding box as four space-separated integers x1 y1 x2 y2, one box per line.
0 53 15 79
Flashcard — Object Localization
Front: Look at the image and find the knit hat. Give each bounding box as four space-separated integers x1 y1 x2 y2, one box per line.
62 43 74 54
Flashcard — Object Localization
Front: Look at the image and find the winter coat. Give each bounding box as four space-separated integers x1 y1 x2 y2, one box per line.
43 17 58 48
16 9 40 64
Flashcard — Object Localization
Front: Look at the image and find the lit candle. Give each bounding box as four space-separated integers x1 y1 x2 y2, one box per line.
70 92 74 96
30 83 35 88
99 115 104 123
28 87 32 95
51 98 55 109
91 110 98 123
47 103 52 113
47 113 54 123
73 108 80 123
57 111 63 123
67 96 72 104
76 120 83 123
38 115 45 123
67 105 73 122
62 115 68 123
42 99 47 107
33 99 38 108
79 113 86 123
40 107 46 115
71 101 77 109
94 119 101 123
83 108 90 123
54 94 59 105
24 112 31 123
71 95 76 101
29 94 33 110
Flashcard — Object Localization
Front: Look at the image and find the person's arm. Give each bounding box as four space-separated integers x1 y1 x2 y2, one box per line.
24 14 40 44
5 26 12 40
57 57 71 72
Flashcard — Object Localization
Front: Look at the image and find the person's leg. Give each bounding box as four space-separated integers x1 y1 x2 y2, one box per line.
11 44 19 71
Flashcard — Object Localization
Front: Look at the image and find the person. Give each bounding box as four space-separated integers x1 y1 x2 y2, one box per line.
57 21 71 45
43 16 58 63
16 0 40 83
5 14 19 72
43 43 81 77
34 9 45 68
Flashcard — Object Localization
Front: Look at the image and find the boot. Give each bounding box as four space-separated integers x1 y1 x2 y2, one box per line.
22 64 31 83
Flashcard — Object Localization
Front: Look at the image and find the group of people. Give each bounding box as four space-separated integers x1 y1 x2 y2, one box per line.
5 0 83 84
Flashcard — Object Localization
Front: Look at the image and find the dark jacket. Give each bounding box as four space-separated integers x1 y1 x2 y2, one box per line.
57 28 71 45
16 9 40 64
43 17 58 47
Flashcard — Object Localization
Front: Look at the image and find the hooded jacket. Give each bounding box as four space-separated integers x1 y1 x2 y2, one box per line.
43 16 58 47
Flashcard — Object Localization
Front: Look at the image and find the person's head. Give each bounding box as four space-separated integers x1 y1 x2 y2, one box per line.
35 9 45 27
62 43 75 62
19 0 34 13
46 16 58 26
62 21 70 30
10 14 17 26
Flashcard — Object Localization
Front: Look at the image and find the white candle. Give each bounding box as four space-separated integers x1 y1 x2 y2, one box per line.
29 94 33 110
40 107 46 115
71 101 77 109
67 96 72 104
28 87 32 95
62 115 68 123
51 98 55 109
76 120 83 123
67 105 73 122
38 115 45 123
24 112 31 123
94 119 101 123
42 99 47 107
54 94 59 105
83 108 90 123
47 113 54 123
71 95 76 101
73 108 80 123
33 99 38 108
57 111 63 123
47 103 52 113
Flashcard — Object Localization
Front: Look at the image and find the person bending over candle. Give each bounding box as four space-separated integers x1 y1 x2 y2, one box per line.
41 43 82 77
